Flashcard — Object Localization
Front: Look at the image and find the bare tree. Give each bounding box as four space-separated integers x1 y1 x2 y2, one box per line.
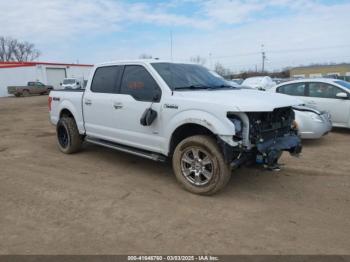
214 62 231 77
139 53 153 59
0 36 41 62
190 55 206 65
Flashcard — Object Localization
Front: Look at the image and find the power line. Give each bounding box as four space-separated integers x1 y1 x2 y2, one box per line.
215 55 350 73
208 44 350 60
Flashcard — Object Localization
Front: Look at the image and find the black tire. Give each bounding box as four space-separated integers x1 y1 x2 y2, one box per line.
172 135 231 195
22 90 29 96
14 93 20 97
56 117 82 154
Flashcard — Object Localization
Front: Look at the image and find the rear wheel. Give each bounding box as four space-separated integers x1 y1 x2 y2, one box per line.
56 117 83 154
22 90 29 97
172 135 231 195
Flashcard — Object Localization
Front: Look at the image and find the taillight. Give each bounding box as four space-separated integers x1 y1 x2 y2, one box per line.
48 97 52 111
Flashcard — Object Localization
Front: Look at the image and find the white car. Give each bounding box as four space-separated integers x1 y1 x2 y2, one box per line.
271 78 350 128
242 76 276 90
61 78 84 90
49 60 302 195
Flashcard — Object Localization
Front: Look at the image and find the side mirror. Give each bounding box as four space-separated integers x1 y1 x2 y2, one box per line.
336 92 348 99
153 93 161 102
140 108 157 126
76 82 80 85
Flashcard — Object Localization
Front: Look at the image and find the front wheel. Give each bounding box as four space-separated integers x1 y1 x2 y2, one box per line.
172 135 231 195
56 117 83 154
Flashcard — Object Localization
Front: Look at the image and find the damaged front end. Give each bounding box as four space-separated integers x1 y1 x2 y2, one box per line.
222 107 302 171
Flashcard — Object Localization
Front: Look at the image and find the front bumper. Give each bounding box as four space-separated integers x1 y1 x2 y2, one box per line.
256 133 302 155
219 133 302 169
255 133 302 167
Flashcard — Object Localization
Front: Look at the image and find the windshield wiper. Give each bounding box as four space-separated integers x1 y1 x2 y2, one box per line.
173 85 211 90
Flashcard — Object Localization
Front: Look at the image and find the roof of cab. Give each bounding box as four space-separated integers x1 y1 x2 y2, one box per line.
95 59 197 67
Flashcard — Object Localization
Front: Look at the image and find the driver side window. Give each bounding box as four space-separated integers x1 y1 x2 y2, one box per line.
120 65 161 102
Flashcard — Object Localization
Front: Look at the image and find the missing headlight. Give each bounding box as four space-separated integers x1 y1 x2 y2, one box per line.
227 114 243 141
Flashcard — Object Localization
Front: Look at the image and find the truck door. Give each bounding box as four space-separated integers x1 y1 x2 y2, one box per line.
27 82 35 94
111 65 163 153
36 82 46 94
305 82 350 126
83 65 124 139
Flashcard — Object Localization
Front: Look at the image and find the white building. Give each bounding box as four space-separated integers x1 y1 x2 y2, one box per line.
0 61 93 97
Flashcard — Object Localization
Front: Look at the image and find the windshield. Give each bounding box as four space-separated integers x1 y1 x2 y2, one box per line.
63 79 76 85
335 80 350 89
151 63 232 90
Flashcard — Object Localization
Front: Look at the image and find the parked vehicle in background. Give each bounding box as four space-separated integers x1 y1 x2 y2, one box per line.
49 60 302 195
272 78 295 85
242 76 276 90
60 78 84 90
293 105 332 139
231 78 243 85
7 81 53 97
271 78 350 128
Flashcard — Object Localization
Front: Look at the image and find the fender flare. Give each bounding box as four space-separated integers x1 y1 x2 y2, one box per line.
57 100 85 133
163 110 236 153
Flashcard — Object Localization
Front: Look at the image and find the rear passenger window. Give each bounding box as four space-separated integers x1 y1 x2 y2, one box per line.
91 66 123 93
120 65 161 102
308 82 342 99
277 83 306 96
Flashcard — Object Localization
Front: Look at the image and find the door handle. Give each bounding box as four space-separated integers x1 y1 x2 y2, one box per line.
85 99 92 106
113 102 123 109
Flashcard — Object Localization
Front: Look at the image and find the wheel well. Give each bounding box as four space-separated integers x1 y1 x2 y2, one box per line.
60 109 74 119
169 123 215 156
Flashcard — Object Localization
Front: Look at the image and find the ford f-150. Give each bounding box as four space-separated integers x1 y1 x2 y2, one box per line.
49 60 302 195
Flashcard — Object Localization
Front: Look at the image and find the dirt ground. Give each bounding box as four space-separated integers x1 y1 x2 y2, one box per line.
0 95 349 255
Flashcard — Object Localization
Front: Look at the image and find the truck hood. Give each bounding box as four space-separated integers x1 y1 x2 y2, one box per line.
173 89 302 112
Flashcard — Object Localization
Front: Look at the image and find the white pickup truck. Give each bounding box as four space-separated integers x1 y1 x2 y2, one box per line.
49 60 302 195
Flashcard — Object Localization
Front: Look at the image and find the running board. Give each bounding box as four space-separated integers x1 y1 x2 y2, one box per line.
85 137 167 162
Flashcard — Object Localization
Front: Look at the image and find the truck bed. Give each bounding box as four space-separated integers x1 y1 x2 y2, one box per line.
52 89 85 92
49 90 85 134
7 86 25 94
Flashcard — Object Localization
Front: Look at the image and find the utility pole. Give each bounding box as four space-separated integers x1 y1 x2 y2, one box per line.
209 52 212 70
170 30 173 61
261 44 266 72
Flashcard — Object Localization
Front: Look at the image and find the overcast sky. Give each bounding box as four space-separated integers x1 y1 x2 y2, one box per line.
0 0 349 72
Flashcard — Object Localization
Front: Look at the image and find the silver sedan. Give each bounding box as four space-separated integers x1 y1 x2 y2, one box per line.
294 105 332 139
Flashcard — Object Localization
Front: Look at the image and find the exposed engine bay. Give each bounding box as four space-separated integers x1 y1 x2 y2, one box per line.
223 106 302 171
